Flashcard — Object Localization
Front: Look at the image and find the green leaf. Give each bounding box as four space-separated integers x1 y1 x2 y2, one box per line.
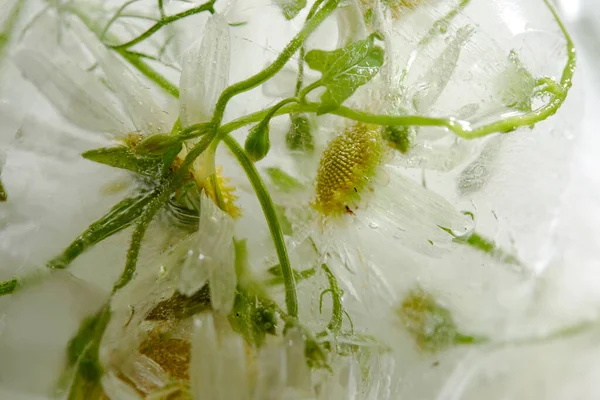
305 34 384 115
82 146 162 177
58 306 111 399
275 0 307 20
454 232 520 265
0 278 16 296
135 134 182 155
266 167 304 192
0 177 6 202
146 285 211 321
47 191 156 269
286 114 314 153
245 122 271 162
398 288 484 352
275 205 293 235
497 50 536 112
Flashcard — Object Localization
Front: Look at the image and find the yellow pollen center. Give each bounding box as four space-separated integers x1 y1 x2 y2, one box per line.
315 123 384 217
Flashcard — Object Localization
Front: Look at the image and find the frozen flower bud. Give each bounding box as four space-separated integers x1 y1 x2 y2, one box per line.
245 122 271 162
286 114 314 153
382 125 412 154
398 288 482 352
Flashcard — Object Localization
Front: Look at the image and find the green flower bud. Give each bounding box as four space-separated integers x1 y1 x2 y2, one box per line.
245 122 271 162
286 114 314 153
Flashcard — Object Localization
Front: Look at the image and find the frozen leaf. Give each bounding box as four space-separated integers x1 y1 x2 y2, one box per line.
457 134 504 195
275 0 307 20
14 49 131 135
73 19 170 134
398 288 480 352
413 26 474 112
145 285 211 321
286 114 314 153
382 125 412 154
135 134 182 156
496 50 537 112
180 14 230 127
47 191 156 269
82 146 163 177
266 167 304 192
305 34 385 114
453 232 521 265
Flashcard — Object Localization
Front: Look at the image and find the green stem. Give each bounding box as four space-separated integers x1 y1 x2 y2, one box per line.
0 278 16 296
0 178 6 202
100 0 143 40
295 47 305 96
110 0 216 50
294 0 326 95
0 0 26 60
211 0 342 127
158 0 166 18
116 49 180 97
111 205 157 291
222 135 298 318
321 264 343 333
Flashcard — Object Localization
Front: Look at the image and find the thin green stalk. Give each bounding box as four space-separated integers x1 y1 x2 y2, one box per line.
0 178 6 202
211 0 342 127
158 0 166 18
100 0 143 40
0 0 26 61
294 0 325 95
222 135 298 318
110 0 216 50
111 206 156 291
321 264 343 332
0 278 16 296
399 0 471 84
295 47 305 96
116 48 180 97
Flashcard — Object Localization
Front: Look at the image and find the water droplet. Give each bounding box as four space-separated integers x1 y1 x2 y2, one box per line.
368 221 379 230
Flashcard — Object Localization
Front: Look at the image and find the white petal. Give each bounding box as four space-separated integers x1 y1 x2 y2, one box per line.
412 26 474 113
191 314 248 400
102 371 143 400
71 18 170 134
284 328 311 394
253 344 287 400
13 49 130 135
191 314 218 400
178 193 236 315
217 334 249 400
180 14 230 127
368 167 473 255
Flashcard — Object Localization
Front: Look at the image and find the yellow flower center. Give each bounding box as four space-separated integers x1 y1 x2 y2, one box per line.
199 167 241 219
315 123 384 218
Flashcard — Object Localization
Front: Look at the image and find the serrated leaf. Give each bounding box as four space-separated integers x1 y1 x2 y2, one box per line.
275 0 307 20
266 167 303 192
47 191 156 269
82 146 162 177
305 34 384 115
